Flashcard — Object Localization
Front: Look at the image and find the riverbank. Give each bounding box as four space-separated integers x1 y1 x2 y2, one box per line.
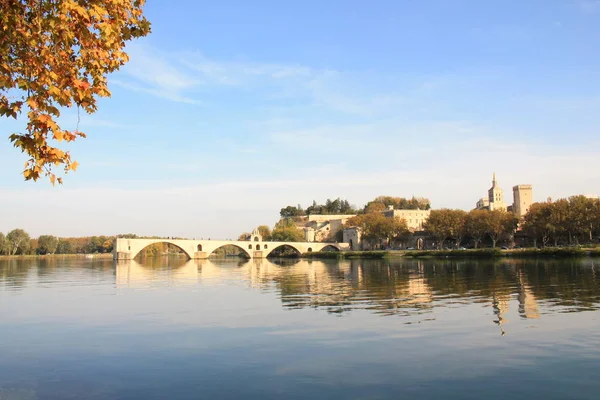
303 251 390 259
303 247 600 259
0 253 113 260
406 247 600 258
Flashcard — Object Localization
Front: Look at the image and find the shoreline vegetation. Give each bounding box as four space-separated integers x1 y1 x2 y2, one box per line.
0 253 114 260
303 246 600 259
3 247 600 261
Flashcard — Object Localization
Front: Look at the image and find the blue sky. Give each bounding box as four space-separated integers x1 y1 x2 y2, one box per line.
1 0 600 238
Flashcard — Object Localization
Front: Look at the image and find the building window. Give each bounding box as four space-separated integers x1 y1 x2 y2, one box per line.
264 244 268 249
248 244 252 250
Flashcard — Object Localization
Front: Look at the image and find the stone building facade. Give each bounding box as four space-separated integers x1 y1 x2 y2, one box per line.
284 214 356 243
382 206 430 231
475 173 533 218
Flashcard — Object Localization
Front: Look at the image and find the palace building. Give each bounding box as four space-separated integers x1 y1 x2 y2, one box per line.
475 173 533 218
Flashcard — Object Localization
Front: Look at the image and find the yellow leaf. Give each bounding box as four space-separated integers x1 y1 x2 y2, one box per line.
53 130 64 142
26 98 38 109
2 0 151 184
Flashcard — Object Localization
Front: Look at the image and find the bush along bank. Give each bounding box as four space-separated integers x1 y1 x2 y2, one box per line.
303 251 389 259
506 247 587 257
301 247 600 260
404 249 502 258
405 247 596 258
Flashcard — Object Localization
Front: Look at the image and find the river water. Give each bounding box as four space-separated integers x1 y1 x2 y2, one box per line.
1 257 599 400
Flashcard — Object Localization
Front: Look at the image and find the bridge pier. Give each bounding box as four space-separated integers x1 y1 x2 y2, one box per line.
193 251 209 259
115 251 133 260
253 251 264 259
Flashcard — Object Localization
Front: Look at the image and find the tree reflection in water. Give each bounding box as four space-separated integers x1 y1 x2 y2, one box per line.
2 256 599 333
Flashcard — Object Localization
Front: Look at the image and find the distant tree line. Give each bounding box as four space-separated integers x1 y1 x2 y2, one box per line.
363 196 431 212
0 229 114 256
421 195 600 249
280 198 358 218
279 196 431 218
0 231 196 256
521 195 600 247
423 209 517 249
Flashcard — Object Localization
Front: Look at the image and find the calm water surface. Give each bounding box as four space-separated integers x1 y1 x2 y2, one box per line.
1 257 599 400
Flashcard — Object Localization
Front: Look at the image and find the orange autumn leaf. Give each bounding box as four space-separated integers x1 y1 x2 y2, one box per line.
0 0 151 184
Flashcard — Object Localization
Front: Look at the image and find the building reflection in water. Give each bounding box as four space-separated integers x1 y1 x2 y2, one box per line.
110 256 600 330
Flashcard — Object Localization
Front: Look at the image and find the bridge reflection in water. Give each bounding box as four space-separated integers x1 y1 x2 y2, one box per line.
114 257 600 334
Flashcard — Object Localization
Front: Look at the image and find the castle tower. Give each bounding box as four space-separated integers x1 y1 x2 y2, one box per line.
487 173 507 211
512 185 533 218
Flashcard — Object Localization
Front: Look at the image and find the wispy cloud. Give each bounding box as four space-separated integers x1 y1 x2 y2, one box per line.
113 42 202 104
180 52 312 86
110 79 200 105
115 42 410 116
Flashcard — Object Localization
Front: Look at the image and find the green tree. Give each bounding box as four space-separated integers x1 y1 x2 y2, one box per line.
117 233 138 239
271 218 304 242
56 238 74 254
345 213 407 247
521 202 557 247
465 210 489 248
257 225 272 241
238 232 250 241
37 235 59 255
339 199 355 214
102 238 114 253
303 198 357 216
593 199 600 241
305 200 322 216
6 229 31 255
280 205 305 218
486 210 517 248
366 196 431 211
0 232 7 255
567 195 598 243
364 201 387 214
85 236 102 253
423 209 466 249
1 0 151 183
549 199 569 246
384 217 410 245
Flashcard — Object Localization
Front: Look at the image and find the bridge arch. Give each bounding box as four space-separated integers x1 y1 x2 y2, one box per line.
320 244 341 252
207 244 251 259
264 244 303 258
131 240 193 260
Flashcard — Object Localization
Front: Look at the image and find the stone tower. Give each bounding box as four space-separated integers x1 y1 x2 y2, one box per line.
487 173 507 211
512 184 533 218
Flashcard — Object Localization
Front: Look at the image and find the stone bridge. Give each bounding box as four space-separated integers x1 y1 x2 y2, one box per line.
113 237 349 260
